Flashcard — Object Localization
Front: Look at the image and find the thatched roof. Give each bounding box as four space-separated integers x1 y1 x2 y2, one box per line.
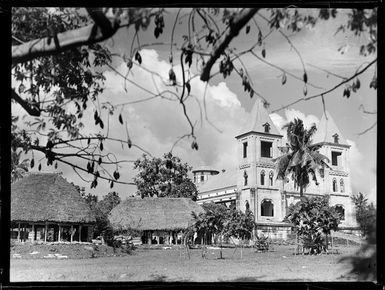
109 198 204 231
11 173 96 224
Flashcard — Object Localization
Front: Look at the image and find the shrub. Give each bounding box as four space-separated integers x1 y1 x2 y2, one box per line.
285 195 341 255
254 235 269 252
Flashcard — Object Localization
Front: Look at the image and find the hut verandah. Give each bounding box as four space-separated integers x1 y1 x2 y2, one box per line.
11 173 96 243
109 198 204 245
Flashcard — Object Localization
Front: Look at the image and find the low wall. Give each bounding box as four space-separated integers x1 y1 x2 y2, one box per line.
256 225 292 240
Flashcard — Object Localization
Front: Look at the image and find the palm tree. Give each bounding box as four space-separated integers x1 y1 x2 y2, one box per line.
274 118 330 197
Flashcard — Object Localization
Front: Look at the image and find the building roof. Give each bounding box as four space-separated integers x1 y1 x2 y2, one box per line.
236 97 282 138
11 173 96 224
192 166 219 173
312 111 348 145
108 198 204 231
197 168 237 193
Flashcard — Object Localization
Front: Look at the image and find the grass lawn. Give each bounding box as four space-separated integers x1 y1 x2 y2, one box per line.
10 244 363 282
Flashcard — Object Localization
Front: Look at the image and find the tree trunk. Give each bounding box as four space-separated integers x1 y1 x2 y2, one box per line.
241 241 243 259
300 185 303 197
219 234 223 259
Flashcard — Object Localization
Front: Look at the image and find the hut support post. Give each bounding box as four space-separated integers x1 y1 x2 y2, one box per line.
70 225 74 243
17 223 20 242
44 223 48 242
148 232 152 245
58 224 61 242
79 225 82 242
31 223 35 242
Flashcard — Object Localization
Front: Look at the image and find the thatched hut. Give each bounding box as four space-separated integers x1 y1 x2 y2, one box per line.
11 173 96 243
109 198 204 245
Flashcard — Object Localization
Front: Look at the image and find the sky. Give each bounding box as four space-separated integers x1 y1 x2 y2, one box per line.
12 8 377 203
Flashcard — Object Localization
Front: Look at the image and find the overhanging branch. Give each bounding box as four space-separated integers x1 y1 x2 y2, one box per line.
12 90 41 116
12 8 120 64
200 8 259 82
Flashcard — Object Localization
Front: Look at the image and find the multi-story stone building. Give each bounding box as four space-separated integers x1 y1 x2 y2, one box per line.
195 98 357 239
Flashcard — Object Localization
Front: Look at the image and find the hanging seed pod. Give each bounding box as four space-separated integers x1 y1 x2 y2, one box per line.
135 51 142 64
258 31 262 46
119 114 123 124
191 141 199 150
281 73 287 85
54 162 58 169
110 181 114 189
355 78 360 89
303 85 308 96
98 157 102 165
303 72 308 84
100 142 104 151
87 138 91 145
30 158 35 168
38 163 42 171
261 48 266 58
169 68 176 85
185 82 191 95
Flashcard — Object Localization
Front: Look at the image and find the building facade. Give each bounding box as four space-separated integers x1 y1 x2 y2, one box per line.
195 98 357 239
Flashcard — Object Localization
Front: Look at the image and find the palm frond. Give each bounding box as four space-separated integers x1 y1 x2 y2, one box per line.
274 153 292 179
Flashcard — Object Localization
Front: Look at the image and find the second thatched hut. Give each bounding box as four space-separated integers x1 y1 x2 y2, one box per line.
109 197 204 245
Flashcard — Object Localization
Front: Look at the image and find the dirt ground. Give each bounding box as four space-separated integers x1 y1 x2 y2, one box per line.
10 244 364 282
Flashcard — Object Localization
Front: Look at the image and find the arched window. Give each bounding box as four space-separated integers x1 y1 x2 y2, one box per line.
332 178 337 192
335 205 345 220
260 170 265 186
340 179 345 193
261 199 274 217
244 171 248 186
269 171 274 186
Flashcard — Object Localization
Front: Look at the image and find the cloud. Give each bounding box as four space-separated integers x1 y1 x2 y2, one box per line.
270 108 320 144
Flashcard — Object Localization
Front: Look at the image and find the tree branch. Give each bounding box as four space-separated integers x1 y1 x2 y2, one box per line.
12 90 41 116
200 8 259 82
272 58 377 113
12 8 120 64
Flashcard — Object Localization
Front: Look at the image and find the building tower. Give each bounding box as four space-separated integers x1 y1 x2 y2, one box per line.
311 111 356 227
192 166 219 185
235 98 285 224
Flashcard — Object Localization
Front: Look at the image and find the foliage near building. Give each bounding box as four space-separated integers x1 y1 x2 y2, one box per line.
341 192 377 280
192 203 256 259
134 152 198 200
285 195 341 254
83 191 121 246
